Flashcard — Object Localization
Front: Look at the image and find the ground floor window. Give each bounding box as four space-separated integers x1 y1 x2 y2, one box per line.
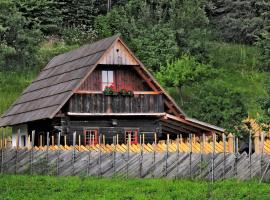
84 129 98 145
125 129 138 145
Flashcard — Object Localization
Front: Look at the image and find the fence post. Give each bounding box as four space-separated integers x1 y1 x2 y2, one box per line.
152 133 157 178
46 132 50 174
98 135 101 177
126 133 131 178
56 132 61 176
165 134 169 177
211 133 216 182
260 132 265 177
139 134 142 177
189 134 192 179
199 135 203 179
254 131 260 154
87 134 92 176
176 134 180 179
72 131 76 176
249 131 252 180
64 135 67 147
30 130 35 175
223 133 226 180
78 134 81 151
112 136 116 176
228 133 234 153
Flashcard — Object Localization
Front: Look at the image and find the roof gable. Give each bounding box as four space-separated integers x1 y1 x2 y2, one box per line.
98 40 139 65
0 35 119 126
0 35 223 133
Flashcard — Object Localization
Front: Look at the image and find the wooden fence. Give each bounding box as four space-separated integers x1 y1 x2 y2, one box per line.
0 147 270 181
1 132 270 181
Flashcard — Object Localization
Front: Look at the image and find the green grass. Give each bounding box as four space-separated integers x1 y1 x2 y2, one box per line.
0 71 36 115
0 175 269 200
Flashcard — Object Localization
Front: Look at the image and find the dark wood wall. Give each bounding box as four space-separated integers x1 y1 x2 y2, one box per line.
65 117 161 145
78 65 151 91
68 93 164 113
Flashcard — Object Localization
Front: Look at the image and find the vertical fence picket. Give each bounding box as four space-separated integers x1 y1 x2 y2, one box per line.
15 129 20 174
152 133 157 178
199 135 202 179
112 136 116 177
56 132 60 176
30 130 35 175
249 131 252 180
72 131 76 176
260 132 265 178
223 133 226 180
139 135 142 177
165 134 169 177
98 135 101 177
211 133 216 182
46 132 50 174
126 133 131 178
176 134 180 179
189 134 192 179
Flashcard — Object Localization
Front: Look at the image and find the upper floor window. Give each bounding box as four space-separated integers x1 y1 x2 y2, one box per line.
102 70 114 90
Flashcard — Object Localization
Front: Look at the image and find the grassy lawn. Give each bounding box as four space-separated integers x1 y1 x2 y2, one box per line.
0 175 269 200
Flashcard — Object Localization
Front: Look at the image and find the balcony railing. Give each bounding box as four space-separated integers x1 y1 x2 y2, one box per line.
68 93 164 114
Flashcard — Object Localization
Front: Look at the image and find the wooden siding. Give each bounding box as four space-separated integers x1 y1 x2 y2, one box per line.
98 40 139 65
78 67 151 91
68 93 164 114
66 117 161 145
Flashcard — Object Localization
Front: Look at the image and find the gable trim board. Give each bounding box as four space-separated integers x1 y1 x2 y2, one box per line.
0 35 224 133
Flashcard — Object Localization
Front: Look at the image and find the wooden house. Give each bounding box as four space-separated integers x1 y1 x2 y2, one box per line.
0 35 224 147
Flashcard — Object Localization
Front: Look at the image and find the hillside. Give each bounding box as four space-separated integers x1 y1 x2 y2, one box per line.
1 0 270 134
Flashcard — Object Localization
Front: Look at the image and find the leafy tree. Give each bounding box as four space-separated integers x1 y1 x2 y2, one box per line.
257 31 270 71
182 80 248 132
207 0 270 44
0 0 41 70
156 55 215 105
95 0 210 70
16 0 62 35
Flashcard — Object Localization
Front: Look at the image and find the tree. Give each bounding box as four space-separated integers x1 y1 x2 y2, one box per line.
0 0 41 70
257 31 270 71
16 0 62 35
207 0 270 44
182 80 248 132
156 55 215 104
95 0 210 70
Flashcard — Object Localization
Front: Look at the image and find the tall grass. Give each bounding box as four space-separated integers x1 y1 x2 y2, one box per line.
0 71 36 115
0 175 269 200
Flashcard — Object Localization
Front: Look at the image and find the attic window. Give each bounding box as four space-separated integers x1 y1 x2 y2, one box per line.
102 70 114 90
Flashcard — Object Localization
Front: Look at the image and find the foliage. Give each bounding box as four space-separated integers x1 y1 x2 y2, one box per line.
207 0 270 44
156 55 214 88
257 31 270 71
0 175 270 200
0 71 36 115
16 0 62 35
95 0 210 70
182 80 248 133
0 0 41 70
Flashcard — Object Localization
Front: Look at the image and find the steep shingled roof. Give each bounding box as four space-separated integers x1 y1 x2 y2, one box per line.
0 35 119 126
0 35 224 133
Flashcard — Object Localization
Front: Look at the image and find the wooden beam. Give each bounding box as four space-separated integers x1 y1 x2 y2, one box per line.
74 90 162 95
67 112 166 116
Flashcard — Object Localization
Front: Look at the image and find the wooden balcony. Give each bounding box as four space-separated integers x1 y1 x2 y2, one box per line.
68 93 164 114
